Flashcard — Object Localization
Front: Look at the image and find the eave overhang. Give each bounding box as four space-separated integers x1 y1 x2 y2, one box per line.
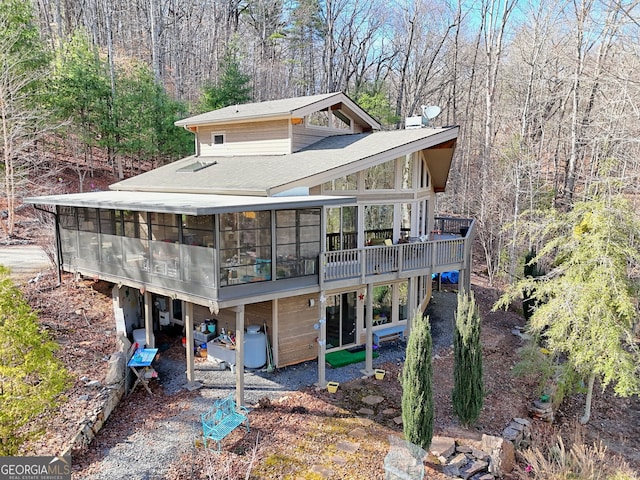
25 191 356 215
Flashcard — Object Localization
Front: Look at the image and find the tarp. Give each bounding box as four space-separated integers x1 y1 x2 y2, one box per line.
432 271 459 284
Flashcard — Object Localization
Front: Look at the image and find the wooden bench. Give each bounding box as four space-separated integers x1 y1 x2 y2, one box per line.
373 324 407 347
201 393 250 452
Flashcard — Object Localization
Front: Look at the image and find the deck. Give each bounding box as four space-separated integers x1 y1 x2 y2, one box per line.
320 231 470 289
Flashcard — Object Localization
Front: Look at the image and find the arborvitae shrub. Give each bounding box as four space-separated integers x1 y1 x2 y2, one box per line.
401 310 434 450
452 290 483 427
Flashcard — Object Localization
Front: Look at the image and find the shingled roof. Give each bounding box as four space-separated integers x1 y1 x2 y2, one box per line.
110 126 458 196
174 91 381 131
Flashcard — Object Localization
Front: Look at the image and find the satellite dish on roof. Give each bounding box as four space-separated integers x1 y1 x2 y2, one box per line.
421 105 441 126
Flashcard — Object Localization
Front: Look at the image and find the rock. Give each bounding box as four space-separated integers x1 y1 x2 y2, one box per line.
309 464 333 477
460 460 489 479
356 408 374 415
532 399 551 410
514 417 531 427
105 351 125 386
78 394 90 401
362 395 384 405
443 464 462 477
336 440 360 453
507 421 524 432
430 435 456 458
502 426 523 444
471 447 490 461
85 380 101 388
348 427 368 438
448 453 470 469
356 417 373 426
392 416 403 425
481 434 515 476
456 444 473 453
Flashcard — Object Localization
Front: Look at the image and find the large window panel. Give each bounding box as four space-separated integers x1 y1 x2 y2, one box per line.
123 211 149 270
276 209 320 279
99 209 122 264
401 154 414 190
77 208 99 262
365 204 394 244
323 174 357 192
59 206 78 261
183 215 214 247
365 159 395 190
326 206 357 251
220 211 272 286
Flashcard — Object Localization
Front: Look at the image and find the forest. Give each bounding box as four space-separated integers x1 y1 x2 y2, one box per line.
2 0 640 282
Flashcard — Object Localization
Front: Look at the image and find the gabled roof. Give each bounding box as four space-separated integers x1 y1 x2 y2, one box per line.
174 92 381 131
110 126 459 196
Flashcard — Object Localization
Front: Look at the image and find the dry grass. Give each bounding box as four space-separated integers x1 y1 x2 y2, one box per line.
519 427 639 480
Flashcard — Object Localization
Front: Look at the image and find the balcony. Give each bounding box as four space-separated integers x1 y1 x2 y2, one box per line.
320 217 474 289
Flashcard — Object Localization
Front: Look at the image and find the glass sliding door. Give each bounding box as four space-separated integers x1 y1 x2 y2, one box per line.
326 292 357 350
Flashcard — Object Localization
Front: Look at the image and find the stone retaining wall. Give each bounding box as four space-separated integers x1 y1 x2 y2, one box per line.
61 335 131 456
428 417 532 479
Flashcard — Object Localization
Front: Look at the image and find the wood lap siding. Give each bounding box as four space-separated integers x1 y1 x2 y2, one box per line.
276 295 318 367
292 124 335 152
199 120 290 156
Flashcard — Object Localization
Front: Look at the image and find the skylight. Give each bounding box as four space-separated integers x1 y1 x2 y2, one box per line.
177 160 218 173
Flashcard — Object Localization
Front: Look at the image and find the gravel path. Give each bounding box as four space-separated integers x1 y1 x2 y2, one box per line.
79 290 457 479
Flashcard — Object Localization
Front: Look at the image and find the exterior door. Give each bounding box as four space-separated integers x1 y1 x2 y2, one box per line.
326 292 357 349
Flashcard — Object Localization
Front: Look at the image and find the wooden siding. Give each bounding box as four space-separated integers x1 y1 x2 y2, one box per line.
207 302 273 337
276 294 319 367
291 124 339 152
198 120 290 156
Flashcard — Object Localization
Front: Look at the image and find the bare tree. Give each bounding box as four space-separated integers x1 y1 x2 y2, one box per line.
0 10 60 237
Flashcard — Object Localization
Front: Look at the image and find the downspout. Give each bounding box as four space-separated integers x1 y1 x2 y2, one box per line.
32 204 62 287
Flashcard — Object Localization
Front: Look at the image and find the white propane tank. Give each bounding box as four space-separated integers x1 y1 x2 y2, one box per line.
244 325 267 369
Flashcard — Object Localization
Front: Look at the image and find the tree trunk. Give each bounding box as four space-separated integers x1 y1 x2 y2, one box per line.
580 372 596 424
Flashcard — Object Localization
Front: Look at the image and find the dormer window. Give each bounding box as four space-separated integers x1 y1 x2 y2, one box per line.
212 132 225 146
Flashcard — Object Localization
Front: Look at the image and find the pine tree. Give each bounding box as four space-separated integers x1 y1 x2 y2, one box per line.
401 310 434 450
452 290 483 427
200 53 252 112
522 248 544 321
495 190 640 423
0 267 70 454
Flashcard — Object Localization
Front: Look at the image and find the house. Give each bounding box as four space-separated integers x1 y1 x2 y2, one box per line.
26 92 474 405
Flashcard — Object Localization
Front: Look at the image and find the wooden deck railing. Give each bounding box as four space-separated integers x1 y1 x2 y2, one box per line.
321 217 473 286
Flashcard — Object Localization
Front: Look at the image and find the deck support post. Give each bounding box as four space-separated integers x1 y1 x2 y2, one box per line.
143 290 155 348
361 283 375 377
185 302 194 383
234 305 245 406
316 293 327 388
